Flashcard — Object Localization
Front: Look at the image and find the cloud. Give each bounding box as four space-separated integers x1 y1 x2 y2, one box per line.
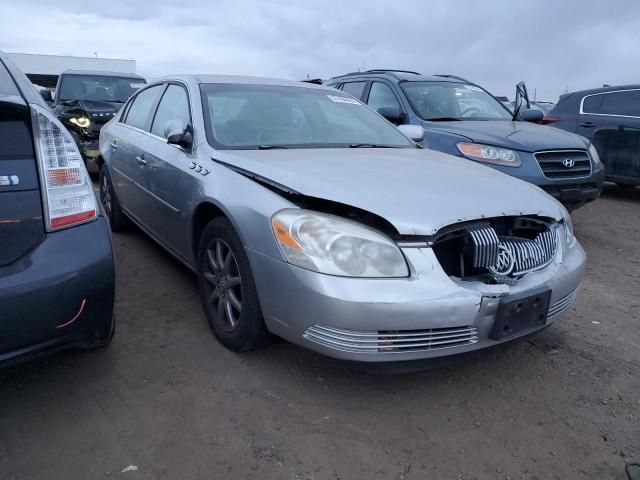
2 0 639 100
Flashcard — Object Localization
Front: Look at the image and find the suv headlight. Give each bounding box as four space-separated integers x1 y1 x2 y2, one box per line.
588 143 601 165
457 143 521 167
561 207 576 246
271 209 409 277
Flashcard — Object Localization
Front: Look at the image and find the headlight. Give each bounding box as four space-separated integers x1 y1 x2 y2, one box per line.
588 143 601 165
271 209 409 278
561 207 575 246
457 143 521 167
69 117 90 128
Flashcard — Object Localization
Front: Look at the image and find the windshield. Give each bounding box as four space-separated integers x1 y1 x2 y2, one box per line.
58 75 146 103
200 84 415 149
401 81 512 121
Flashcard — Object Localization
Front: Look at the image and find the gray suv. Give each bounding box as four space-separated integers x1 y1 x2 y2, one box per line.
326 70 605 211
98 75 584 365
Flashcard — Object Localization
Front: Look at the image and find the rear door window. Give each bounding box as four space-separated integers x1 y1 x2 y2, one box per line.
582 94 604 114
599 90 640 117
151 84 191 138
340 81 366 100
124 84 165 130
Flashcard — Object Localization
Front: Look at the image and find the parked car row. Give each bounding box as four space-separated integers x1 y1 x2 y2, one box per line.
0 49 633 369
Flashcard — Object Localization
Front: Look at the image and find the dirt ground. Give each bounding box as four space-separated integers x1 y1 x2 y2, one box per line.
1 184 638 480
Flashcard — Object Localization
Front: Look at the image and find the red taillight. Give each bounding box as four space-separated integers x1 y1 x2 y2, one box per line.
31 104 98 231
541 117 559 125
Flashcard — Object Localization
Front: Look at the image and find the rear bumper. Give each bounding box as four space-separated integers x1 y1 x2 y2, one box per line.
0 217 115 366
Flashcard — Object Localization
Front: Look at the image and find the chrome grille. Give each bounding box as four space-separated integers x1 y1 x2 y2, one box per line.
468 224 500 268
303 325 479 354
501 228 559 276
534 150 592 179
548 289 578 321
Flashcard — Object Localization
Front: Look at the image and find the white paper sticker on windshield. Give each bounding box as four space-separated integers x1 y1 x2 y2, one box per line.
464 85 483 92
327 95 360 104
130 83 145 89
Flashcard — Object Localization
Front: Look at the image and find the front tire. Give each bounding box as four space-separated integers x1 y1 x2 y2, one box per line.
99 165 130 232
197 218 270 351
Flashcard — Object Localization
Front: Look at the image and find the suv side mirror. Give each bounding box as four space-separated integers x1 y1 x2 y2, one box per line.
165 119 193 149
397 124 425 142
377 107 406 125
519 108 544 123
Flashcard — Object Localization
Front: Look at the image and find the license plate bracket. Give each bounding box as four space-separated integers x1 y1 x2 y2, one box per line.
489 287 552 340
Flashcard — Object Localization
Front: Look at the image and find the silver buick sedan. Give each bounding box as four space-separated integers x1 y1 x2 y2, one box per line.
98 75 585 363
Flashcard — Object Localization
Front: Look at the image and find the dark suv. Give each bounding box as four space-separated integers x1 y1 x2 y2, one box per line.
326 70 605 211
0 53 115 366
51 70 146 172
546 85 640 187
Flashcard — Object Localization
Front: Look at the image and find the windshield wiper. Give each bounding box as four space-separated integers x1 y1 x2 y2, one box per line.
349 143 397 148
425 117 461 122
257 145 289 150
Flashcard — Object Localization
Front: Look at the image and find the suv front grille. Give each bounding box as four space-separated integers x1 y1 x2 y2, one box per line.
534 150 592 179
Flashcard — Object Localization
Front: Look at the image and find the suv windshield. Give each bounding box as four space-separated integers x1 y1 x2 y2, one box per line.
401 81 512 121
58 75 145 103
200 83 415 149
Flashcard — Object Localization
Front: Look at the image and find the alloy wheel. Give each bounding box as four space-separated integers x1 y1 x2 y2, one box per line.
100 172 112 219
203 238 243 332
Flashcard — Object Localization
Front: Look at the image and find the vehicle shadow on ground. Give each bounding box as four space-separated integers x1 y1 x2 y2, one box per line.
600 182 640 202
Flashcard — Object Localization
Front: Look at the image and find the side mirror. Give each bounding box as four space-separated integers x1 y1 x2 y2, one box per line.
519 108 544 123
39 89 53 103
397 124 425 142
377 107 406 125
165 119 193 149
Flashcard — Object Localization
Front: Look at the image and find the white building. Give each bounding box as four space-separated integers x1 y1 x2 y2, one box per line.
5 52 137 88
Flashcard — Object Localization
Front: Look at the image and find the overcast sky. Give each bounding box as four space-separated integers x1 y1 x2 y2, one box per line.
2 0 639 101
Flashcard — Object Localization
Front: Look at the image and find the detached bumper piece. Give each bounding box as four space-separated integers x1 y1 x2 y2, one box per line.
542 183 602 211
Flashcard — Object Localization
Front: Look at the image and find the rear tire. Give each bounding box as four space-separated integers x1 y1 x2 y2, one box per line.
99 166 130 232
197 218 270 351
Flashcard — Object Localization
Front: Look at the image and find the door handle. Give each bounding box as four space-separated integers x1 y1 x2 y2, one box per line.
580 122 596 128
136 155 147 166
110 140 118 149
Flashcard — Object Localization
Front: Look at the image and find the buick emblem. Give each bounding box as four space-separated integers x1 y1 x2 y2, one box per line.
561 158 576 168
489 245 515 276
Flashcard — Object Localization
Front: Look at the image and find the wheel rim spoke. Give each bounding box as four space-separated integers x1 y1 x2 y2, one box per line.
222 251 232 274
207 249 218 272
208 286 221 305
224 298 237 327
204 272 217 285
215 241 225 272
228 290 242 312
225 276 241 288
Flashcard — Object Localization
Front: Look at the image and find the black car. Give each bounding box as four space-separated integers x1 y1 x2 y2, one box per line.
51 70 146 173
325 70 605 211
0 53 115 366
546 85 640 187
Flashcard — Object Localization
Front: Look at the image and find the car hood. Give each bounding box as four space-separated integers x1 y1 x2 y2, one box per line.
213 148 564 235
424 120 588 152
57 99 121 116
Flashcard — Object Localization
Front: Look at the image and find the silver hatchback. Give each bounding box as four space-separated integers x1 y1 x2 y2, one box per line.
98 75 585 363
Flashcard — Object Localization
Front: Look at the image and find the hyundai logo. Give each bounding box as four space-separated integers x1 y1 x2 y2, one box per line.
562 158 576 168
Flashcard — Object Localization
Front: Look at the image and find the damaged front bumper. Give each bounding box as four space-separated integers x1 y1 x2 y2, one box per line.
248 239 585 363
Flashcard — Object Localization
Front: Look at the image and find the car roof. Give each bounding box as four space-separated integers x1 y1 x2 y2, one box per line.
0 50 49 108
328 70 468 83
61 69 146 80
567 84 640 96
158 74 335 91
